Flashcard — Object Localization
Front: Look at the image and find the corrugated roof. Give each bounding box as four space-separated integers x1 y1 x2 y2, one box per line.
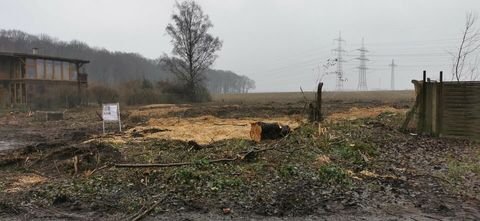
0 51 89 64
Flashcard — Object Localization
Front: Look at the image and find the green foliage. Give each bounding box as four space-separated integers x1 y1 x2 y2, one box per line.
447 159 480 182
331 142 375 168
293 123 318 137
173 168 209 185
210 178 243 190
177 168 194 178
279 164 298 177
194 158 210 167
318 165 350 185
334 145 362 162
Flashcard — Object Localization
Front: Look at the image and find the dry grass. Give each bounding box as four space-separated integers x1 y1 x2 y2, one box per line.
328 106 406 121
3 174 47 193
212 90 415 104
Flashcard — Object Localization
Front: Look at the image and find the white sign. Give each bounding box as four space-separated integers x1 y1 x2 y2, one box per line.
102 103 119 121
102 103 122 134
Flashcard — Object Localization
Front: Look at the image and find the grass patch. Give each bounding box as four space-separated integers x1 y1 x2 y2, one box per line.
174 168 207 185
279 164 299 177
330 142 374 169
209 177 243 190
318 164 350 185
447 160 480 182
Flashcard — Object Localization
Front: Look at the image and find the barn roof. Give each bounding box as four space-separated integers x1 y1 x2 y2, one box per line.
0 51 90 64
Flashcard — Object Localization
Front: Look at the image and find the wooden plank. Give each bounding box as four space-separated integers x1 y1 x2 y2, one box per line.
431 83 438 135
425 83 433 134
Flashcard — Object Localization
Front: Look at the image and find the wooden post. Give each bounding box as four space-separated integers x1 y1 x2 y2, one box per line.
420 70 427 132
437 71 444 136
431 81 437 135
317 82 323 121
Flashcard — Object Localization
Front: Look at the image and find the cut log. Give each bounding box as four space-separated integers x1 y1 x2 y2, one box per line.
250 122 290 142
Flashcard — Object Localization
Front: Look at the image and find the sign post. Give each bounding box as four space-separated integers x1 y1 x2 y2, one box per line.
102 103 122 134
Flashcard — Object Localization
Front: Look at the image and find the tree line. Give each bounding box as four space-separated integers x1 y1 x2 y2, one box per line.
0 29 254 94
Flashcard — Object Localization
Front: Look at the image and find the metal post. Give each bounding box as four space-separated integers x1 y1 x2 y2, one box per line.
117 103 122 132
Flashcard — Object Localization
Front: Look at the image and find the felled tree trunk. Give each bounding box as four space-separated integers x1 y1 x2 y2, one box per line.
250 122 291 142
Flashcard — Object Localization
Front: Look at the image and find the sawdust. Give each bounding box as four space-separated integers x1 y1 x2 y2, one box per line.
114 105 405 145
133 115 301 144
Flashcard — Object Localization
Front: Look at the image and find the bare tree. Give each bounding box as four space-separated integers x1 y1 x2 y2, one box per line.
162 0 222 101
451 12 480 81
468 55 480 80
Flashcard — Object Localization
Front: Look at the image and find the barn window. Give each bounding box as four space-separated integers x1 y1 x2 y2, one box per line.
54 61 62 80
36 59 45 79
62 62 70 80
70 63 77 81
26 59 36 79
45 60 53 79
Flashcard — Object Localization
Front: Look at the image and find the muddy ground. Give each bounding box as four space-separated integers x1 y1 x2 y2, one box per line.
0 94 479 220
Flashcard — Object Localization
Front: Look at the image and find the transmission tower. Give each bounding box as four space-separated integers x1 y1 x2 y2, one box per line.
332 32 346 91
389 59 397 90
356 38 368 91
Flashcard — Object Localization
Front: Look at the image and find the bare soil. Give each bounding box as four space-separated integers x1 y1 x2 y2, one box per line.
0 92 479 220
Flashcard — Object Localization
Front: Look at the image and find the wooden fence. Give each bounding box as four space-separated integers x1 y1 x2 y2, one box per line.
405 71 480 140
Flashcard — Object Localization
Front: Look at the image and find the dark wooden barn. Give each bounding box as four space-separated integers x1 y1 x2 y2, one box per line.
0 49 88 108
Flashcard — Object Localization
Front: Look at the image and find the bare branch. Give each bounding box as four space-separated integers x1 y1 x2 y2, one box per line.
451 12 480 81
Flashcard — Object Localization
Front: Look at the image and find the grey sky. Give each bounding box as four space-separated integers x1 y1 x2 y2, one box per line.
1 0 479 91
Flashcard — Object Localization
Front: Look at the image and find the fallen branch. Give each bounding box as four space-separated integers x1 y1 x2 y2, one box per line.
126 194 170 221
90 164 110 175
116 161 192 168
130 200 162 221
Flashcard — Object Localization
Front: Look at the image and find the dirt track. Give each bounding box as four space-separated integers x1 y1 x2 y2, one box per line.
0 96 479 220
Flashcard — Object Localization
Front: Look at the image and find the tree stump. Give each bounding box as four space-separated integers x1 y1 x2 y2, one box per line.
308 82 323 122
250 122 290 142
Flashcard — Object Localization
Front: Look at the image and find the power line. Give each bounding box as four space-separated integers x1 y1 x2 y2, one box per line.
356 38 368 91
332 32 346 91
389 59 397 90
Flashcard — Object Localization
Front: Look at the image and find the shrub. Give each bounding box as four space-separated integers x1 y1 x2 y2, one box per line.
29 85 80 110
88 85 119 105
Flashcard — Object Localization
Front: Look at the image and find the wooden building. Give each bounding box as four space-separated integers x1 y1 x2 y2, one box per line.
0 50 88 108
403 71 480 141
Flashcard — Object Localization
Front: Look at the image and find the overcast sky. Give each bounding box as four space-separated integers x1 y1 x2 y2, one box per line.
1 0 479 91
